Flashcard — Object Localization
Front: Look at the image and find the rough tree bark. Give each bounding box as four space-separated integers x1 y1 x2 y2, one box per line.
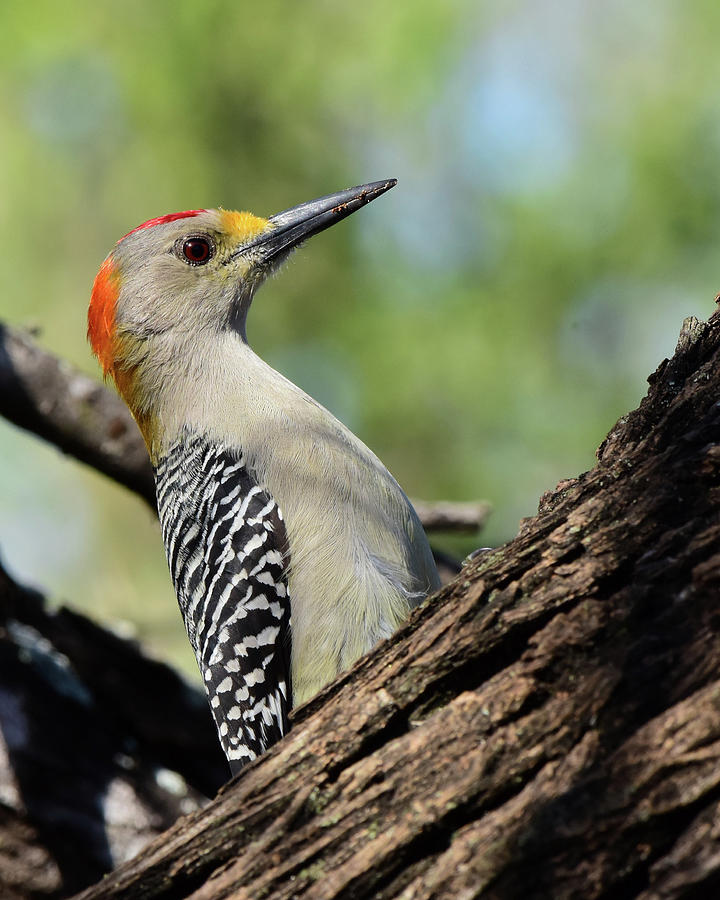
62 308 720 898
2 306 720 899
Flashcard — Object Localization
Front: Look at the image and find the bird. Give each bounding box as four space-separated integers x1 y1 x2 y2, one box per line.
88 180 441 773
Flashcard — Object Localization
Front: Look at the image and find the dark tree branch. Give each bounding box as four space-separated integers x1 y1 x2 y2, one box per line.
0 322 487 533
0 323 155 505
0 556 228 898
411 499 490 533
54 307 720 899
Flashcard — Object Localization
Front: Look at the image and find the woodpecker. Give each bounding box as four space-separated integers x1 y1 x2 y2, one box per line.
88 180 441 772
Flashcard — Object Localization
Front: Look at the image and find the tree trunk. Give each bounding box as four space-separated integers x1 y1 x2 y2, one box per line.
52 309 720 899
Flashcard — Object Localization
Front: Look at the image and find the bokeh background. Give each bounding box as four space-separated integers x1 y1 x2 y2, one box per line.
1 0 717 677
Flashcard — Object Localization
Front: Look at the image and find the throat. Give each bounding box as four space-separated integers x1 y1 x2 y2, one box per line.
114 331 260 464
133 333 301 463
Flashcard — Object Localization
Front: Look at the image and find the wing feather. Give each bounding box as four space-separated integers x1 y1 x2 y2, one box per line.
155 434 291 772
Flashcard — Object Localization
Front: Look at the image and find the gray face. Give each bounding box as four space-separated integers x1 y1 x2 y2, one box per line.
112 209 274 349
93 181 396 380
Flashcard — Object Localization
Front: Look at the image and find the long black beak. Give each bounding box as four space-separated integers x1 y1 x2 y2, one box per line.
247 179 397 262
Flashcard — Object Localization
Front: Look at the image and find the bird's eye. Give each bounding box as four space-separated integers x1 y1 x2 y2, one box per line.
181 236 213 265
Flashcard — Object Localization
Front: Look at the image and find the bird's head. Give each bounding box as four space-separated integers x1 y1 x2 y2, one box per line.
88 180 396 442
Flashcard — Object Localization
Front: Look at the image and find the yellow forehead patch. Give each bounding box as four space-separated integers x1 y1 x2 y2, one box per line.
220 210 270 243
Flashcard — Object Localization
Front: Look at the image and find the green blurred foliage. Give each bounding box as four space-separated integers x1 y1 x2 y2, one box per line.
1 0 718 675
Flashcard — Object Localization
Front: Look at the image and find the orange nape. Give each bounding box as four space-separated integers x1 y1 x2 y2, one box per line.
87 256 121 377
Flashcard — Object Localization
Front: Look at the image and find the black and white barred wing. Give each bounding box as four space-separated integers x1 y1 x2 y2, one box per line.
155 437 291 773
